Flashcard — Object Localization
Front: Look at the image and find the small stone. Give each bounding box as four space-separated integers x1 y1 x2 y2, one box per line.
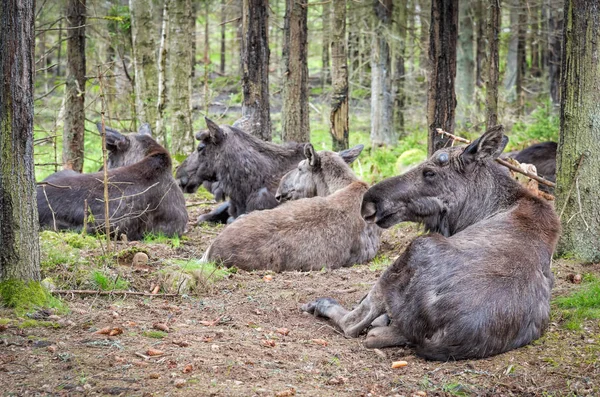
132 252 149 267
373 348 387 359
48 315 60 321
174 378 186 388
83 383 92 391
46 345 57 353
211 344 220 352
149 373 160 379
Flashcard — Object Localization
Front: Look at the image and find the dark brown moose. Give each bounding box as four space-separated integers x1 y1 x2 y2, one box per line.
202 144 379 271
512 141 556 192
37 124 188 240
192 117 307 221
302 126 561 361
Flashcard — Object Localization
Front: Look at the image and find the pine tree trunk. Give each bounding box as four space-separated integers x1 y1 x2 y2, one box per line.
282 0 310 143
530 3 541 77
504 0 519 102
548 4 563 105
556 0 600 263
0 0 41 281
156 1 169 149
456 0 474 126
330 0 349 151
130 0 159 127
516 2 527 115
321 1 331 88
426 0 458 156
419 0 431 71
241 0 271 141
63 0 86 172
486 0 501 129
370 0 395 147
167 0 193 154
393 0 408 136
475 0 485 88
220 0 226 74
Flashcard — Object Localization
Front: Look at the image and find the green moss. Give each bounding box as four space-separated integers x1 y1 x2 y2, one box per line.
165 259 230 283
0 318 12 326
554 275 600 330
142 330 167 339
0 279 66 315
90 271 129 291
143 232 181 248
18 319 60 329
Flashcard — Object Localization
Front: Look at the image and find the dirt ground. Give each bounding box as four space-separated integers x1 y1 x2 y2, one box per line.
1 201 599 397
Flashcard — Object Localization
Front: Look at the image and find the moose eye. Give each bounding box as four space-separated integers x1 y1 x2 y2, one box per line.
438 152 449 165
197 142 206 153
423 169 436 179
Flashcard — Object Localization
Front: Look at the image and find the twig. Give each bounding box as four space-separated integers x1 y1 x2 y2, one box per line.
436 128 557 189
51 289 180 297
559 153 585 220
37 181 72 189
219 16 241 26
98 65 111 251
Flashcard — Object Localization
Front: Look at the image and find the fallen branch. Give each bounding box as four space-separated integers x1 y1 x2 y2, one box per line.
51 289 179 297
436 128 557 189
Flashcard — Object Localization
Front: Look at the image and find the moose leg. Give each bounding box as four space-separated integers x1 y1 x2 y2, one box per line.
197 201 231 224
302 284 386 338
364 326 408 349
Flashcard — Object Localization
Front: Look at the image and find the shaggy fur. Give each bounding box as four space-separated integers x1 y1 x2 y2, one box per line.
37 132 188 240
303 126 561 361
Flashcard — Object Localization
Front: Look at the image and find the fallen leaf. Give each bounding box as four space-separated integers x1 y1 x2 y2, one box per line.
311 338 328 347
326 376 346 385
95 327 111 335
167 360 177 369
174 378 186 388
275 328 290 336
0 324 8 332
125 321 137 327
46 345 57 353
109 327 123 336
153 323 170 332
263 275 273 282
391 360 408 368
199 317 221 327
146 348 164 356
151 284 160 294
261 339 276 348
172 340 190 347
182 364 193 373
201 336 214 343
148 373 160 379
275 388 296 397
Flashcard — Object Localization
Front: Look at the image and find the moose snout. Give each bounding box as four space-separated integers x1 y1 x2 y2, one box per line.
361 200 378 223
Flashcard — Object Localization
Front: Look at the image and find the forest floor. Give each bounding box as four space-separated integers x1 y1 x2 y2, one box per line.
1 197 599 397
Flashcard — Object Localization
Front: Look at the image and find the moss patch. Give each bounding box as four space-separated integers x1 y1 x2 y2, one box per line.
554 274 600 330
0 279 66 316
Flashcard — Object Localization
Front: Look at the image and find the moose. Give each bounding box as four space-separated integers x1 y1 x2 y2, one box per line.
202 144 381 271
191 118 308 222
512 141 557 192
302 126 561 361
37 124 188 240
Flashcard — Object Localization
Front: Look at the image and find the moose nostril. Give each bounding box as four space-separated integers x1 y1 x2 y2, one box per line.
275 194 282 202
361 201 377 222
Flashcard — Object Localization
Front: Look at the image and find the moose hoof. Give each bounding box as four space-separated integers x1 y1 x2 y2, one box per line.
301 297 339 317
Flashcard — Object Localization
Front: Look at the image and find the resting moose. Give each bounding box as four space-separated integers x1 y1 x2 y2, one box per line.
202 144 381 271
37 124 188 240
192 118 307 221
302 126 561 361
512 141 557 192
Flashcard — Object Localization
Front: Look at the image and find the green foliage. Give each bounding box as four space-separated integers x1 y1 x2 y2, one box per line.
367 254 393 272
0 279 65 316
107 5 131 34
142 330 168 339
19 319 60 329
40 231 97 272
166 259 229 283
554 274 600 330
90 271 129 291
143 232 181 248
508 102 560 150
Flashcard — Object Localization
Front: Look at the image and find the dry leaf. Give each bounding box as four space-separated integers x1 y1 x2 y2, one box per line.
125 321 137 327
46 345 57 353
109 327 123 336
182 364 193 373
95 327 111 335
391 360 408 368
275 328 290 336
261 339 276 348
201 336 214 343
275 388 296 397
172 340 190 347
174 378 186 388
153 322 170 332
199 317 221 327
146 348 164 356
0 324 8 332
151 284 160 294
263 275 273 282
311 338 328 347
148 373 160 379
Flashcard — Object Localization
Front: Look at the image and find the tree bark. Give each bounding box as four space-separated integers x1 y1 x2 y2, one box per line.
556 0 600 262
516 1 527 115
130 0 159 127
456 0 475 126
330 0 349 151
426 0 458 156
486 0 501 129
220 0 226 74
321 0 331 88
393 0 408 136
282 0 310 143
475 0 485 87
548 3 563 105
63 0 86 172
529 2 542 77
370 0 395 147
167 0 193 153
0 0 41 281
419 0 431 71
156 1 169 149
504 0 519 102
241 0 271 141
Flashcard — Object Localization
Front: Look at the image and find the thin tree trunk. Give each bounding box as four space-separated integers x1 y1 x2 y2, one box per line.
321 0 330 88
419 0 431 71
556 0 600 262
282 0 310 143
426 0 458 156
191 2 198 80
486 0 501 129
393 0 408 136
530 2 541 77
516 2 527 115
504 0 519 102
167 0 193 153
371 0 395 147
63 0 86 172
204 0 210 116
0 0 41 281
56 19 62 78
330 0 349 151
548 4 563 105
475 0 485 87
156 1 169 149
220 0 226 74
456 0 475 126
241 0 271 140
130 0 159 127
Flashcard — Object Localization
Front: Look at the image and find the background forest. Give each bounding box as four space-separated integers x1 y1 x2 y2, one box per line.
33 0 563 183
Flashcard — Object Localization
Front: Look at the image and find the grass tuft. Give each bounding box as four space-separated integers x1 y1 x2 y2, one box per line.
553 274 600 330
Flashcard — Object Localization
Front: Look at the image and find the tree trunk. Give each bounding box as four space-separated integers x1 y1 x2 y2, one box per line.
393 0 408 136
241 0 271 140
281 0 310 143
370 0 395 147
63 0 86 172
321 0 331 88
0 0 41 281
330 0 349 151
130 0 159 127
504 0 519 102
555 0 600 263
167 0 193 153
220 0 226 74
456 0 475 126
156 1 169 149
419 0 431 71
548 4 563 105
516 1 527 115
426 0 458 156
475 0 485 87
486 0 501 129
529 2 541 77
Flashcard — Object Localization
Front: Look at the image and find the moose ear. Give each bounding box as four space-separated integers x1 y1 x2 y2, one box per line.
205 117 225 144
98 123 130 151
461 125 507 164
339 144 364 164
138 123 152 136
304 143 321 168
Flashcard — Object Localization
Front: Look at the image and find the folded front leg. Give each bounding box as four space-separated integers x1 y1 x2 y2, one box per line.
302 284 386 338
